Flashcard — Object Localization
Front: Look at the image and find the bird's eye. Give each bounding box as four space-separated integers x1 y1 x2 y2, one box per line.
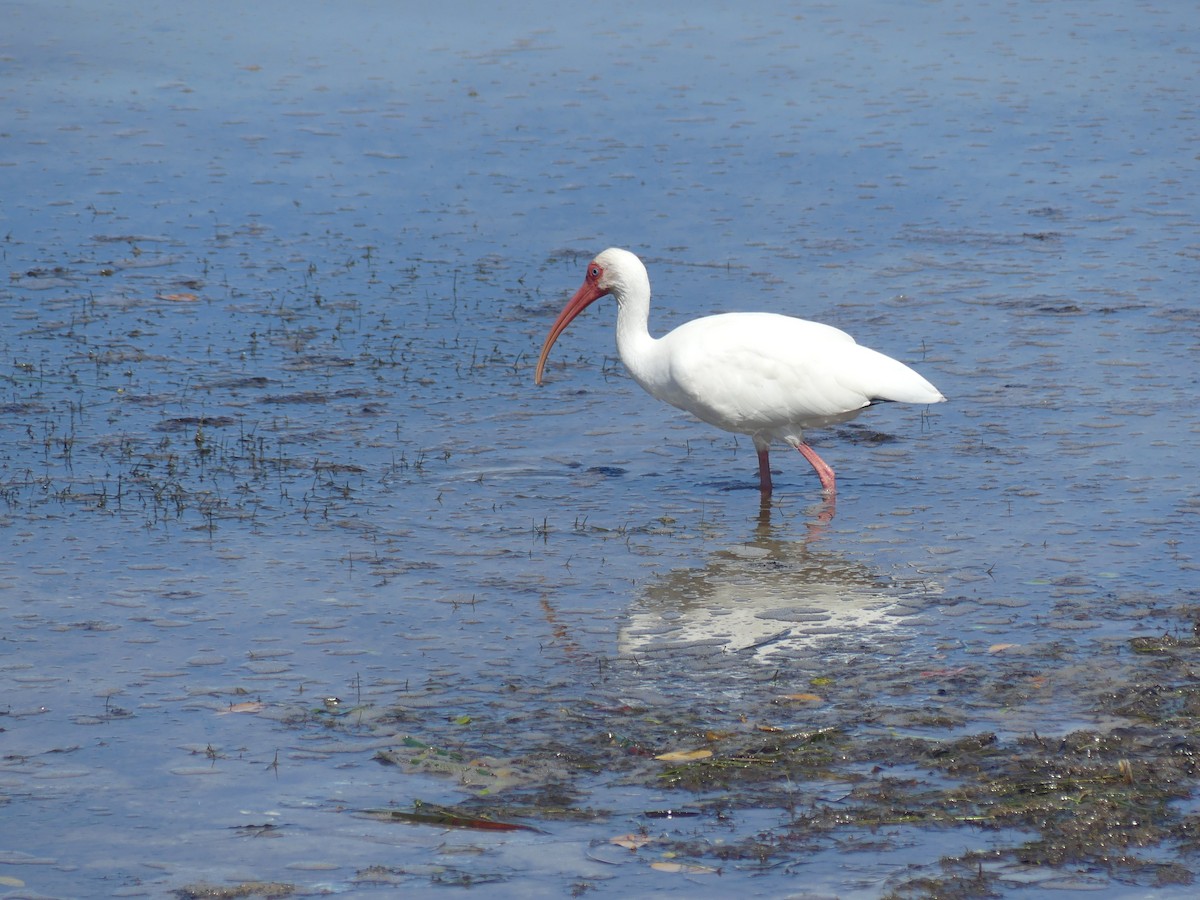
589 265 601 280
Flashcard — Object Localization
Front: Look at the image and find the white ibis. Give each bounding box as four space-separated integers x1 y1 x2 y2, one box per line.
534 248 945 498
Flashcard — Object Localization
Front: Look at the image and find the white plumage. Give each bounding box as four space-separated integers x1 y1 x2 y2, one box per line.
535 248 945 498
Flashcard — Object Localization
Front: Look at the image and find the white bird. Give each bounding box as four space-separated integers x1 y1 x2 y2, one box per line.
534 248 945 499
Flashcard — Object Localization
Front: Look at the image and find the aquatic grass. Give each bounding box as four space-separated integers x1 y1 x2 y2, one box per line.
656 727 846 791
620 616 1200 894
173 881 297 900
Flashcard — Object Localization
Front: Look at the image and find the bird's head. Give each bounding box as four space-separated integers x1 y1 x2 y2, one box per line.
534 248 647 386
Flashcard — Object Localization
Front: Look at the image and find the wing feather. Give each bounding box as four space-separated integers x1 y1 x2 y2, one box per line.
652 312 939 435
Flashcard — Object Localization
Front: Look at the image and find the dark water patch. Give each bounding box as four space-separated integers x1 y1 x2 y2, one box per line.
90 233 171 244
279 355 357 371
9 267 80 290
899 226 1066 250
261 388 373 405
155 416 239 432
204 375 273 390
0 401 48 415
835 423 903 445
585 465 627 478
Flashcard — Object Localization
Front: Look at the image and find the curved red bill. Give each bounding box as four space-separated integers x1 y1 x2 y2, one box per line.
533 280 608 385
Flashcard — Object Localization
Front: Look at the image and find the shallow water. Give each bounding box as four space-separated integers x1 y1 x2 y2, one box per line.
3 1 1200 897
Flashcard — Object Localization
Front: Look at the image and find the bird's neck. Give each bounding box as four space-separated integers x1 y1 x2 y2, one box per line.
613 290 660 387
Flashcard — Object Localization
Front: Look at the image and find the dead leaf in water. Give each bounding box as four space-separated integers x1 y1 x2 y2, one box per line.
158 291 199 302
653 748 712 762
650 861 718 874
359 801 542 833
217 701 266 715
611 833 655 850
780 692 823 703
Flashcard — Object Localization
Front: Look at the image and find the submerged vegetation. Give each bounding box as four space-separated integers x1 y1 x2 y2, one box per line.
283 603 1200 896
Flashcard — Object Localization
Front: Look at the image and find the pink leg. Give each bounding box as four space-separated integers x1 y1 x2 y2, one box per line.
795 442 836 494
756 448 773 495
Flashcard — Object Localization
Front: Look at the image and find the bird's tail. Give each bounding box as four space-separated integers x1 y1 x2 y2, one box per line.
859 347 946 405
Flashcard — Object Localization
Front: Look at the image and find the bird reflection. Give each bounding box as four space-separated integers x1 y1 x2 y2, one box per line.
758 492 836 534
618 509 934 660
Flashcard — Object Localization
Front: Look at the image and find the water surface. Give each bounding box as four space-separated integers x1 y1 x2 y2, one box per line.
2 1 1199 897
